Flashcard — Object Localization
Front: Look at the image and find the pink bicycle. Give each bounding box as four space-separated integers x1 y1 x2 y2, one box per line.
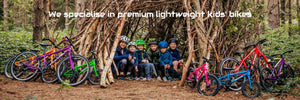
186 57 220 96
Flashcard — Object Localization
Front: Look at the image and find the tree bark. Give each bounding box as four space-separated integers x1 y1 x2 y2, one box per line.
288 0 292 36
65 0 69 29
3 0 9 31
75 0 87 30
268 0 280 29
179 0 194 87
33 0 44 42
44 0 50 38
280 0 285 26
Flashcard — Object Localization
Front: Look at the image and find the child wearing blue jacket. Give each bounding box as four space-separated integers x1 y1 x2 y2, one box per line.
136 40 154 80
159 41 180 81
167 38 184 73
113 35 132 80
126 42 139 80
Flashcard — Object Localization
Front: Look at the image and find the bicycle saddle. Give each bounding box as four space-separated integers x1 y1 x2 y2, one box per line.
39 43 52 47
30 49 40 52
223 67 234 71
192 62 200 65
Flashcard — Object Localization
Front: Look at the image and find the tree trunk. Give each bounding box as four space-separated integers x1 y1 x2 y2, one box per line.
44 0 50 38
33 0 44 42
297 0 300 35
75 0 87 30
280 0 285 26
179 0 194 87
3 0 9 31
288 0 292 36
65 0 69 29
268 0 280 28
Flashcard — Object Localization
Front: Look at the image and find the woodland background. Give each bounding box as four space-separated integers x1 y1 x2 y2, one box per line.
0 0 299 89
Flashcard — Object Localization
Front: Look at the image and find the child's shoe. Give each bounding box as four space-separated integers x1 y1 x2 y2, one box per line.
157 76 162 80
140 77 146 80
146 75 152 80
162 76 168 81
118 75 125 80
125 74 130 80
134 77 139 80
167 76 174 81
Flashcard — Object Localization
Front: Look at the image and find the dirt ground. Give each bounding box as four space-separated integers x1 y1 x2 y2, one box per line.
0 76 299 100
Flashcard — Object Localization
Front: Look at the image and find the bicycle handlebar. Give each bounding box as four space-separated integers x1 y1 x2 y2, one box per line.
65 36 78 51
202 56 213 64
42 38 58 48
271 50 293 57
243 39 268 50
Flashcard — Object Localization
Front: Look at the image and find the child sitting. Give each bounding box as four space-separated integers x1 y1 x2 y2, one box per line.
136 40 154 80
146 38 164 81
159 41 180 81
167 38 184 73
113 35 131 80
126 42 139 80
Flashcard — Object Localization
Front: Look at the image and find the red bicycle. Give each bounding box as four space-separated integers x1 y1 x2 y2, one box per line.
219 39 274 91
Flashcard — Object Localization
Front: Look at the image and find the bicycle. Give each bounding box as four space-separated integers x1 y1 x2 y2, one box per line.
186 57 220 96
11 36 90 86
219 39 274 91
215 66 261 98
5 39 57 80
260 50 295 91
87 51 103 85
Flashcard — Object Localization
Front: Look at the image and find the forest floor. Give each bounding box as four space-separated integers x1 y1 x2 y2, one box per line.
0 75 299 100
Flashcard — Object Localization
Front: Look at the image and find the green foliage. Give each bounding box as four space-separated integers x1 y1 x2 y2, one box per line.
57 80 72 92
260 23 300 75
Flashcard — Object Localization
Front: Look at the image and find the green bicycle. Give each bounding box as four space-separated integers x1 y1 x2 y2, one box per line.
57 51 102 86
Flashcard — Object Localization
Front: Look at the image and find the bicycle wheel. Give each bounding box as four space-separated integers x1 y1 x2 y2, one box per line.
219 57 245 91
186 67 196 88
197 74 220 96
259 67 276 90
88 68 102 85
241 80 261 98
41 60 58 83
56 55 90 86
257 54 274 82
219 57 245 75
5 53 20 79
283 65 295 80
10 51 40 81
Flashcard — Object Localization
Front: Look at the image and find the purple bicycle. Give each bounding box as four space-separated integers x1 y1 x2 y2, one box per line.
259 50 295 91
10 36 90 86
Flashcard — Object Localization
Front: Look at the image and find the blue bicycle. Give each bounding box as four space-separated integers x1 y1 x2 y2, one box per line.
214 66 261 98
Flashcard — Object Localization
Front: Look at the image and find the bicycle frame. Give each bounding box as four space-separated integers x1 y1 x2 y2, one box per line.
63 59 98 77
234 46 272 73
23 46 74 70
218 69 253 89
268 56 291 79
187 63 209 86
14 48 58 70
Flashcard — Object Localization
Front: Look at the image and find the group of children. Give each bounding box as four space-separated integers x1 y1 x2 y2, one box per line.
112 35 183 81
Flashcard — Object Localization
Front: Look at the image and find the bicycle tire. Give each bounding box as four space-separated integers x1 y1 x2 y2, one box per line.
88 68 101 85
283 65 295 79
219 57 245 91
241 80 261 98
10 51 40 81
56 55 90 86
5 53 20 79
197 74 220 96
259 67 276 91
41 60 58 84
186 67 196 88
